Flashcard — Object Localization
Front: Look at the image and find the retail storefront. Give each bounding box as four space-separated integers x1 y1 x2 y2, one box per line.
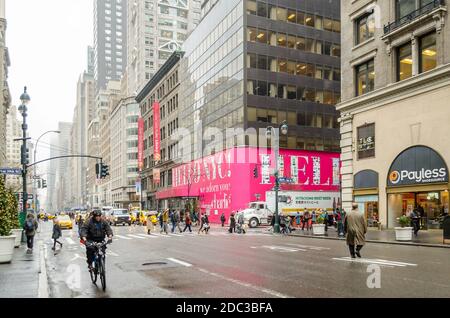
156 147 341 223
386 146 449 229
354 170 379 228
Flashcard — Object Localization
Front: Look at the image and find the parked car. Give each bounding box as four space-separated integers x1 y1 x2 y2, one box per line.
109 209 132 226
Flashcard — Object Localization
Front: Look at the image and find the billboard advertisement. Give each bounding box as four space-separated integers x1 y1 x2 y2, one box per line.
153 102 161 162
138 117 144 171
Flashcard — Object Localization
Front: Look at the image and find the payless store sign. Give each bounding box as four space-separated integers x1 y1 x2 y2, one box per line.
388 146 449 187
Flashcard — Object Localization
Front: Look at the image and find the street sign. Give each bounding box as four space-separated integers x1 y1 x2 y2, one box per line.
278 177 294 184
0 168 22 175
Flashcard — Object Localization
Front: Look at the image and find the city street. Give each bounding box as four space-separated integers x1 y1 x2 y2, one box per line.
38 222 450 298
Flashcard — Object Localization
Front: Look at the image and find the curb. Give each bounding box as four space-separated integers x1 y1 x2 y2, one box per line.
287 233 450 249
38 241 49 298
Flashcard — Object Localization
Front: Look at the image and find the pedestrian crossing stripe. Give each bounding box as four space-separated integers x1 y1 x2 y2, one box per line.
136 234 158 239
127 234 147 239
332 257 418 267
115 235 132 240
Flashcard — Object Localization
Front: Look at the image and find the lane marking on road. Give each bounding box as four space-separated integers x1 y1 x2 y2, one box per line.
127 234 147 239
136 233 157 238
251 245 306 252
115 235 133 240
284 243 330 251
168 233 184 237
332 257 418 267
65 237 76 245
167 258 192 267
197 268 290 298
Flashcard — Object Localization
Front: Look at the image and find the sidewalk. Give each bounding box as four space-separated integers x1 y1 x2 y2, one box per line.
288 227 450 248
0 234 47 298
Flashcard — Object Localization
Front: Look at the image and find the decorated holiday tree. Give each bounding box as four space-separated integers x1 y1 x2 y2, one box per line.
0 176 13 236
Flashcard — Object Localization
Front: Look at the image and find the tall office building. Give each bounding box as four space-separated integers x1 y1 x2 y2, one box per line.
0 0 11 168
5 105 21 190
338 0 450 229
93 0 128 94
55 122 72 211
179 0 341 160
126 0 201 96
46 133 59 212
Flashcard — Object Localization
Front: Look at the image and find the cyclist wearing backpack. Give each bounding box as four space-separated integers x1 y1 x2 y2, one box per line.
23 214 39 254
80 210 113 271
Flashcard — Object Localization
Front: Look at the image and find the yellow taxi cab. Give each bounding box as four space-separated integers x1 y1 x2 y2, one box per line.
57 215 73 230
129 211 138 224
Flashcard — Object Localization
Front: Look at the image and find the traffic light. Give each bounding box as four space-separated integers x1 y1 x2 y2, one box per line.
21 146 30 165
95 163 101 179
253 166 258 178
100 163 109 179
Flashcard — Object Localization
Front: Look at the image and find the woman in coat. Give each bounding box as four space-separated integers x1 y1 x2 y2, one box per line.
146 214 154 235
52 218 63 252
344 203 367 258
229 213 236 233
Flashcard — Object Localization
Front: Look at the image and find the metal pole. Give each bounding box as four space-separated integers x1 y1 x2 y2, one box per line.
21 107 28 227
273 127 280 234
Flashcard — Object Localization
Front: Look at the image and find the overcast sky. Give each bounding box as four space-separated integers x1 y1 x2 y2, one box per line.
7 0 93 162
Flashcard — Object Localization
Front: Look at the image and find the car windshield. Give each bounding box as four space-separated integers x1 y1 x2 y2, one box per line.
249 203 258 209
59 216 70 221
114 210 128 216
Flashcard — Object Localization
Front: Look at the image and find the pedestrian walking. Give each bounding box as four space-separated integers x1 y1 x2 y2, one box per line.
183 214 192 233
162 209 169 234
237 213 246 234
229 213 236 233
302 212 310 231
170 210 177 233
173 210 183 233
295 212 301 228
198 213 205 234
220 213 226 227
199 214 210 234
344 203 367 259
411 208 420 237
23 213 39 254
146 214 154 234
279 214 287 234
52 218 63 252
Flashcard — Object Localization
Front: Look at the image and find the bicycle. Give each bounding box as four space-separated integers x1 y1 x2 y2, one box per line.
86 240 111 291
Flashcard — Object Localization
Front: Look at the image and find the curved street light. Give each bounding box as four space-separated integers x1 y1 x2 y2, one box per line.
266 121 288 234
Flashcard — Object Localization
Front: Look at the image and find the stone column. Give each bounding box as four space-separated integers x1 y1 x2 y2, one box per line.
339 112 354 213
411 36 419 76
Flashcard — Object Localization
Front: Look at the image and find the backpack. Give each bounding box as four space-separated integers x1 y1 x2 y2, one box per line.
25 220 34 231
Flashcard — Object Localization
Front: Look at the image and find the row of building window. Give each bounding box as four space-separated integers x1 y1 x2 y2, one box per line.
247 80 340 105
246 0 341 33
247 27 341 57
247 53 341 81
355 32 437 96
247 106 339 130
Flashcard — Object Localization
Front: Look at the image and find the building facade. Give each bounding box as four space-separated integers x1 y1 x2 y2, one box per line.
94 0 128 94
5 105 21 190
0 0 11 168
136 51 183 210
126 0 201 96
54 122 72 212
179 0 341 162
110 96 140 208
338 0 450 229
86 118 100 209
69 72 95 208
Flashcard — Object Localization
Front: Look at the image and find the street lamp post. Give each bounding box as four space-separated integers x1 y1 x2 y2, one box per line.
18 87 31 227
266 121 288 234
33 130 60 213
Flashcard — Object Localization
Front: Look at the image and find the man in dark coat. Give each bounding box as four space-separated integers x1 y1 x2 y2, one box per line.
344 203 367 258
229 213 236 233
80 210 113 270
23 213 39 254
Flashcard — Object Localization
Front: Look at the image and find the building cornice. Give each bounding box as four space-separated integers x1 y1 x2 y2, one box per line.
337 63 450 114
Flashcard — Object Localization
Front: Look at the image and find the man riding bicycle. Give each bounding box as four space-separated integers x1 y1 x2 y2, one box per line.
80 210 113 271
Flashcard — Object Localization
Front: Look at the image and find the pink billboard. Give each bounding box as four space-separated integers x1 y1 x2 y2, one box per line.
157 147 340 223
138 117 144 172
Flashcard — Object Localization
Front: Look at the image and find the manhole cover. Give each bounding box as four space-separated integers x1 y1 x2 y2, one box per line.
143 262 168 266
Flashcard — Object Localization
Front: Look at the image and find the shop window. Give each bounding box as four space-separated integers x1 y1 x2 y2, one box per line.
420 32 437 73
297 137 305 150
357 123 375 159
256 108 268 122
268 110 277 124
397 42 412 81
355 59 375 96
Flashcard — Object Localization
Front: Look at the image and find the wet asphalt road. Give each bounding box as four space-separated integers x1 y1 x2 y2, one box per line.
40 222 450 298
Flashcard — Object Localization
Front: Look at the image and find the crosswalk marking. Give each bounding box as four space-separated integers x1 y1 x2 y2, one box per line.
65 237 76 245
115 235 132 240
332 257 418 267
167 258 192 267
251 245 306 252
136 233 158 239
127 234 147 239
